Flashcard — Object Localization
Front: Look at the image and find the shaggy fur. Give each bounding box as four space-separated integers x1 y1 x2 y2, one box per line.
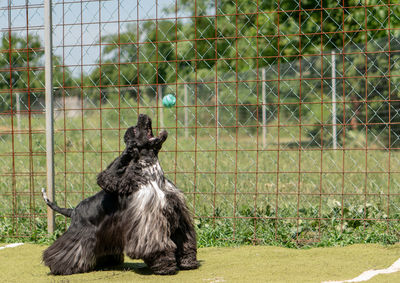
42 114 199 275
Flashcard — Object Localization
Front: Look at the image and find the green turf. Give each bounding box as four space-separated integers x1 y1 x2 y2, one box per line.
0 243 399 282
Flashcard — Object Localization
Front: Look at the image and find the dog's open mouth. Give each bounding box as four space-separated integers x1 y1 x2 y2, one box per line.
138 114 167 143
146 124 154 140
148 129 168 142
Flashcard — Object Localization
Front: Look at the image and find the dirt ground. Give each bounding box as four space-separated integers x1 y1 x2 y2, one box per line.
0 243 399 282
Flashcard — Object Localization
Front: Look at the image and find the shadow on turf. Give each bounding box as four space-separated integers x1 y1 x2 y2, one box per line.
119 262 153 275
99 260 203 276
44 263 152 276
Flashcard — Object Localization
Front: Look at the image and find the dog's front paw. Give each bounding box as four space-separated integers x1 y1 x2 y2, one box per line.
145 252 178 276
178 258 200 270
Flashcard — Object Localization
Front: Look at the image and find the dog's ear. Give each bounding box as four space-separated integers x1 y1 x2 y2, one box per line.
118 163 144 194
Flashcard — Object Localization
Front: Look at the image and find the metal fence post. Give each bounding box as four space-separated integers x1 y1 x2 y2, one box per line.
262 68 267 149
184 84 189 138
331 51 337 150
158 85 164 128
44 0 55 233
16 92 21 142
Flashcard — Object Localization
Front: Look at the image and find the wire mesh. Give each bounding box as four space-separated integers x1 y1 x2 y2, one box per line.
1 0 400 245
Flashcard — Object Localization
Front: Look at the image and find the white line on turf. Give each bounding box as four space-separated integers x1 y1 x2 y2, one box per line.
322 257 400 283
0 243 24 250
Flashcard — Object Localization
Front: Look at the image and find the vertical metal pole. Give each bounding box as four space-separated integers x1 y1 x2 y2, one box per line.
262 68 267 149
158 85 164 128
44 0 55 233
184 84 189 138
16 92 21 142
216 83 219 140
332 50 337 150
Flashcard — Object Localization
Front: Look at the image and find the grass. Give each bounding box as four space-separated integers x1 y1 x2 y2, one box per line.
0 100 399 247
1 243 400 282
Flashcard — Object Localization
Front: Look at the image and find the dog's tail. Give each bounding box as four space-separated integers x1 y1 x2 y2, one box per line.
41 188 73 217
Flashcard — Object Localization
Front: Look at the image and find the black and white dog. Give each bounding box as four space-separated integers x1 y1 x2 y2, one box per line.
42 114 199 275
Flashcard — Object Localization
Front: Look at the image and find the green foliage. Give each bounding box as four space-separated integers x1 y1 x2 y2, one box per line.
2 200 397 248
196 200 399 248
0 33 75 112
0 33 43 112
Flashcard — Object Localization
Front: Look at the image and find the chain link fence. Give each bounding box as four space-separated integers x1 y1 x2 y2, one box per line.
1 0 400 245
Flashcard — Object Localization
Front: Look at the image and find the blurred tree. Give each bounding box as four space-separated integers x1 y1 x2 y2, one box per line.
84 24 138 101
0 33 75 112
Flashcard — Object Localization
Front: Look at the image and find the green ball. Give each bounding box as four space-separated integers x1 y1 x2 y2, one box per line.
162 94 176 108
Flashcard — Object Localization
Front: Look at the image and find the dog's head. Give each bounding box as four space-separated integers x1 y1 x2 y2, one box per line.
124 114 168 163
